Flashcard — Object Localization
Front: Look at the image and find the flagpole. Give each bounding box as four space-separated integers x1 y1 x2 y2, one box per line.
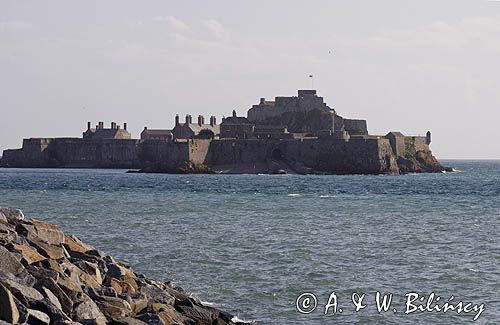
309 74 314 89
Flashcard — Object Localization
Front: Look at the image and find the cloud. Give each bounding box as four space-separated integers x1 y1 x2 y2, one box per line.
0 20 33 32
201 19 226 40
153 16 189 31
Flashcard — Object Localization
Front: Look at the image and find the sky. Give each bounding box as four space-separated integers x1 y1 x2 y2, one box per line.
1 0 499 159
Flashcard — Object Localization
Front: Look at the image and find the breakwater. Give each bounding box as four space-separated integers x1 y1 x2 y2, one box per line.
0 207 248 325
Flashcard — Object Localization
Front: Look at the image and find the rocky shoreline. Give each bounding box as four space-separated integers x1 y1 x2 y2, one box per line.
0 207 250 325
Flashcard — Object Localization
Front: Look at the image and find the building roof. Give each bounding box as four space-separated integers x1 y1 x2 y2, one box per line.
175 123 220 134
386 132 405 137
90 128 131 139
142 129 172 136
221 116 252 125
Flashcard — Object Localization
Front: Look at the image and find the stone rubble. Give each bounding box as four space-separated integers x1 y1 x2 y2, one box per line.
0 207 251 325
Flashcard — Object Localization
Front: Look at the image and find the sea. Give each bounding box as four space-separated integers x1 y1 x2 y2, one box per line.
0 160 499 324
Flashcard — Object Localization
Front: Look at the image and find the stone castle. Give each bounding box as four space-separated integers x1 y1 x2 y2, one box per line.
0 90 449 174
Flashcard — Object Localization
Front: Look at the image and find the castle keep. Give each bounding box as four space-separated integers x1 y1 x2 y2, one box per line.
0 90 449 174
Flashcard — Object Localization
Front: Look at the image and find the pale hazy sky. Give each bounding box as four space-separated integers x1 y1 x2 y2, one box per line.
1 1 499 159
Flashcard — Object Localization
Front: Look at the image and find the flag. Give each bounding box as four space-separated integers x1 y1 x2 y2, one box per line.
308 75 313 78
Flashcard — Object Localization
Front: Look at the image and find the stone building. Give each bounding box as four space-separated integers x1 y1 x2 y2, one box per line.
385 132 406 157
253 125 293 139
247 90 368 136
141 127 173 141
171 114 219 140
83 121 131 139
220 110 254 139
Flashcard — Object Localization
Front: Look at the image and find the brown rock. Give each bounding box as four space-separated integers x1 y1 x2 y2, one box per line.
38 278 73 315
39 286 63 311
0 283 20 324
30 238 65 259
0 207 25 224
12 243 46 264
73 260 103 285
59 261 100 289
136 313 165 325
110 278 136 295
175 305 217 324
0 278 44 305
57 275 84 300
111 317 147 325
27 308 51 325
31 219 65 245
157 305 185 325
96 298 133 320
100 295 133 312
64 235 94 254
140 285 175 305
72 295 107 325
26 264 60 281
123 293 148 315
0 245 25 275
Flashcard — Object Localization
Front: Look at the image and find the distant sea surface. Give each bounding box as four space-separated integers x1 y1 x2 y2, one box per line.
0 160 499 324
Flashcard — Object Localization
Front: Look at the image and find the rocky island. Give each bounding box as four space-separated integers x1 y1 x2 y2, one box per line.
0 90 451 175
0 207 249 325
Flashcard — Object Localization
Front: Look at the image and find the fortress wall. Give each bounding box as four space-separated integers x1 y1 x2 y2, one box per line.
138 140 189 169
343 119 368 135
1 138 55 167
404 136 429 154
279 137 397 174
189 139 212 165
0 149 25 167
207 139 270 166
49 138 140 168
206 137 398 174
413 136 428 152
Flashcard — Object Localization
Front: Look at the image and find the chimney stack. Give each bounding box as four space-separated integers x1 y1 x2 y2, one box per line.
185 114 190 125
260 98 265 105
198 115 204 126
99 121 104 129
232 110 237 117
175 114 180 126
111 122 116 129
87 121 91 130
123 122 127 130
210 116 216 126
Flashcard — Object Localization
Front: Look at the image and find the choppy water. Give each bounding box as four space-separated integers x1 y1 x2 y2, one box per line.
0 160 499 324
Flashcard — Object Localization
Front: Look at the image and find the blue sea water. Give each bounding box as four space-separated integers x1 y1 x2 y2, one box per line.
0 160 499 324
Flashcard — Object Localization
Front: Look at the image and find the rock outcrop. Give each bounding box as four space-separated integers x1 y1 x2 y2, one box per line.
0 207 250 325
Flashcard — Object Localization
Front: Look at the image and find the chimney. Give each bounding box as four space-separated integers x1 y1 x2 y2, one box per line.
185 114 190 125
144 126 148 130
123 122 127 130
210 116 216 126
198 115 204 126
260 98 265 105
232 110 237 117
99 121 104 129
87 121 91 130
175 114 180 126
111 122 116 129
117 125 120 129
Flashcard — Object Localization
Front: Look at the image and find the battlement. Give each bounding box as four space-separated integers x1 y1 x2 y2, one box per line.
298 89 317 97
